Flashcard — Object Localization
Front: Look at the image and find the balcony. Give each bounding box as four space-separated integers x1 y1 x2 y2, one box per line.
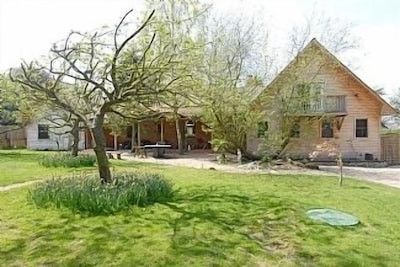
289 95 346 115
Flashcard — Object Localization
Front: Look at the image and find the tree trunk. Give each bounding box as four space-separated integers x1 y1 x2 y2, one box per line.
130 123 137 153
175 114 184 155
70 119 80 157
91 114 112 183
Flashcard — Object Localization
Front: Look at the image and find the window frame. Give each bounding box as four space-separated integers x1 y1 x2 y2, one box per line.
185 120 195 136
38 124 49 139
293 82 325 112
257 121 269 138
355 119 368 138
321 118 334 138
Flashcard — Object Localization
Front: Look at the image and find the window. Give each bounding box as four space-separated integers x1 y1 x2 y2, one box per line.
356 119 368 138
294 82 324 112
290 119 300 138
257 121 268 138
38 124 49 139
186 120 195 136
321 119 334 138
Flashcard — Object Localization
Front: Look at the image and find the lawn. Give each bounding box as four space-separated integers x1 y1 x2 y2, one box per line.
0 150 97 186
1 151 400 266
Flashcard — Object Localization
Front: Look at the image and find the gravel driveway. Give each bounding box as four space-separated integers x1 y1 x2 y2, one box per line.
319 165 400 188
120 151 400 189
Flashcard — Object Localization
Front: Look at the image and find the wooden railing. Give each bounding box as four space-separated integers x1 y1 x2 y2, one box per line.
290 95 346 114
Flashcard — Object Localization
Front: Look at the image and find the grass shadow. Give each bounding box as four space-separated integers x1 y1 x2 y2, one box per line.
159 185 299 262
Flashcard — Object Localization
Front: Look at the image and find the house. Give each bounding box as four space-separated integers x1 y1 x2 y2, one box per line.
0 119 85 151
248 38 397 161
25 119 85 151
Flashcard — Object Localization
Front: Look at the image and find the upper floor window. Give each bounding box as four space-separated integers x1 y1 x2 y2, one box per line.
257 121 268 138
321 119 334 138
356 119 368 138
294 82 325 112
38 124 49 139
295 82 324 99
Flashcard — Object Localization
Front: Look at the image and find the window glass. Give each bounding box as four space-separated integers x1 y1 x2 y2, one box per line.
321 119 334 138
356 119 368 137
38 124 49 139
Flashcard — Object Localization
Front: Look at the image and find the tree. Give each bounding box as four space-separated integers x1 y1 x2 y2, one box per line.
4 69 86 155
310 141 344 186
194 14 267 157
11 9 180 183
142 0 208 154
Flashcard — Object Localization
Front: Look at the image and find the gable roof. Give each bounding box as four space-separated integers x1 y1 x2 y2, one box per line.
257 38 397 116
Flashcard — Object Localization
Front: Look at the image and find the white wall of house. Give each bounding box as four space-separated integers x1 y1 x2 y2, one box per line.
26 120 85 151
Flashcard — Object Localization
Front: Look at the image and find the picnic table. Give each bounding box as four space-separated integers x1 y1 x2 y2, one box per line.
144 144 172 158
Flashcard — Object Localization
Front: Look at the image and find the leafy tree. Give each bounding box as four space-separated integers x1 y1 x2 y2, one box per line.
2 71 84 155
194 14 267 157
11 9 181 183
142 0 208 154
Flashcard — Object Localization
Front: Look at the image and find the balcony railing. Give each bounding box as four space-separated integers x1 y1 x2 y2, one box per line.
289 95 346 115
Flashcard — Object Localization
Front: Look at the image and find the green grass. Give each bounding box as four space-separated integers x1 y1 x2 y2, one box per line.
1 150 400 266
38 153 97 168
0 150 97 186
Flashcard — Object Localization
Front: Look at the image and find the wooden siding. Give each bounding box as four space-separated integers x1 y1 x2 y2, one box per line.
248 48 384 160
26 121 85 151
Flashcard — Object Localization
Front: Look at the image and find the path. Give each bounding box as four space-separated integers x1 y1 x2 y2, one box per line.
121 152 400 188
319 165 400 188
0 180 39 192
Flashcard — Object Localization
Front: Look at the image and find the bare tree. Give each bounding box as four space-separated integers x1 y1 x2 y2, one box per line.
11 9 180 182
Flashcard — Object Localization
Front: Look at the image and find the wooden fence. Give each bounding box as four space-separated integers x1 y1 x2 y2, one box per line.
381 133 400 165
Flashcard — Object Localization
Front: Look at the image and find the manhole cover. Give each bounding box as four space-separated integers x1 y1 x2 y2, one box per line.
306 208 359 226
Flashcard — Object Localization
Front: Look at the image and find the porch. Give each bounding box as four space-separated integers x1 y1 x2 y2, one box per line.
85 116 212 151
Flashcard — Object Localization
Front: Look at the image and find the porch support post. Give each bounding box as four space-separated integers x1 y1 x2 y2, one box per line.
113 134 118 151
160 118 164 142
131 123 137 147
137 122 141 146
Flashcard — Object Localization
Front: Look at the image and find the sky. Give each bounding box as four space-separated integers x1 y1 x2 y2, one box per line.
1 0 399 96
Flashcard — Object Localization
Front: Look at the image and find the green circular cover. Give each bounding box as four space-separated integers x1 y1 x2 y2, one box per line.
306 208 359 226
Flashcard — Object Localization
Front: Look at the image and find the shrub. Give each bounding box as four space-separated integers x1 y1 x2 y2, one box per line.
38 153 97 168
28 172 175 215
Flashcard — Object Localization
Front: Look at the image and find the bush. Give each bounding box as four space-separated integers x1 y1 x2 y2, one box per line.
28 172 175 215
38 153 97 168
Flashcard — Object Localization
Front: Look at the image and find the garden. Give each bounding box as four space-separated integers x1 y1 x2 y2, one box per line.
1 150 400 266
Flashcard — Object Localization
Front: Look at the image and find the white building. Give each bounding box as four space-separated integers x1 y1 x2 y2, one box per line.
25 119 85 151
